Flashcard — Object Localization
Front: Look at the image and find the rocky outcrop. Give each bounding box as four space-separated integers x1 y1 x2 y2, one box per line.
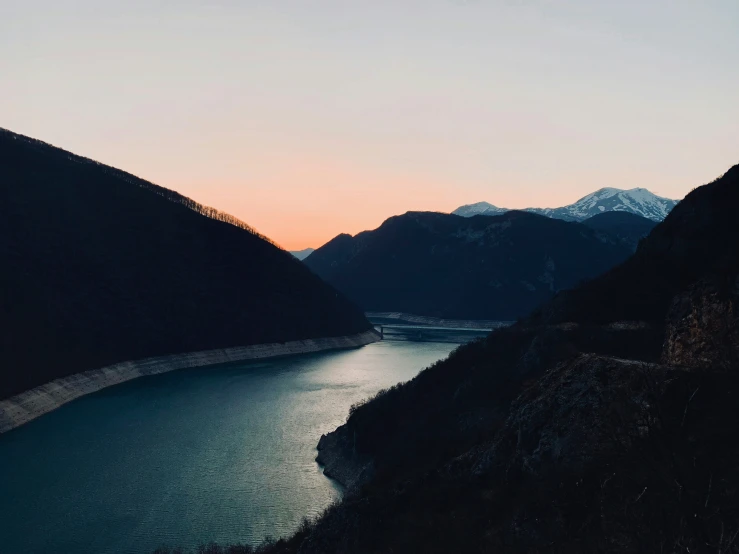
464 354 672 479
662 277 739 369
0 330 380 434
316 425 375 494
465 291 733 482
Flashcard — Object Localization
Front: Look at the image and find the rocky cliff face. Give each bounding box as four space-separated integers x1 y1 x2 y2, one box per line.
316 427 374 495
466 354 671 479
663 276 739 370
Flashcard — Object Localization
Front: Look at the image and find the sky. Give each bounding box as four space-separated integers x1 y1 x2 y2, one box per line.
2 1 738 249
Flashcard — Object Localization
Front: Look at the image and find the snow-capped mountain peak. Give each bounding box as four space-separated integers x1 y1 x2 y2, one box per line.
562 187 677 221
578 187 622 202
452 201 508 217
453 187 679 222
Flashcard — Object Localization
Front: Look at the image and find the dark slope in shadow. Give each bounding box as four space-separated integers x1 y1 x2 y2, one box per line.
0 128 370 399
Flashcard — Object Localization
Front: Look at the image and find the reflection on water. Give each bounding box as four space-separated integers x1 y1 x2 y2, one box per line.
0 339 462 553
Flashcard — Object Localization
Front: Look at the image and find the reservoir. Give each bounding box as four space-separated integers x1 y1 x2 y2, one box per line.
0 337 465 553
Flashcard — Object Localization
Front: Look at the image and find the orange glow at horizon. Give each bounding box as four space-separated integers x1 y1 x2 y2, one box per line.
3 1 737 251
163 156 690 251
170 158 480 250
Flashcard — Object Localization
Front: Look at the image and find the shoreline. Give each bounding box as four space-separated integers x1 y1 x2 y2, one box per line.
316 424 374 495
0 329 380 434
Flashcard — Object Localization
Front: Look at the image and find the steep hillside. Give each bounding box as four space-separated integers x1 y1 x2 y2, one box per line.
305 211 633 320
454 186 679 222
538 164 739 325
581 211 657 250
0 128 370 399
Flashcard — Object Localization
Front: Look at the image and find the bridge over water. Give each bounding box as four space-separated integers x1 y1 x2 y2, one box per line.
366 313 512 343
373 323 494 343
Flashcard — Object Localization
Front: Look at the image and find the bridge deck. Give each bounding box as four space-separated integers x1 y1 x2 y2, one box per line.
376 324 493 333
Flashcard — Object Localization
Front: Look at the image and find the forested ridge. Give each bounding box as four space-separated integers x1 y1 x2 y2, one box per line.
305 210 635 320
2 128 274 243
0 128 370 399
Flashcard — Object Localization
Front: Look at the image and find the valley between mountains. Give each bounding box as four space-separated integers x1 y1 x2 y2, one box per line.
255 164 739 554
3 126 737 554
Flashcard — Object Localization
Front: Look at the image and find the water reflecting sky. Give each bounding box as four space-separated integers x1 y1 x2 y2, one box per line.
0 340 458 553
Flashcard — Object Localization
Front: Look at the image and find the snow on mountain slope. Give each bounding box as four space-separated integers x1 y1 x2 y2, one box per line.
553 187 678 221
453 188 678 222
451 201 508 217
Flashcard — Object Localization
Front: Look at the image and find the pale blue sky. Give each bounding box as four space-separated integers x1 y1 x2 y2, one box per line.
2 0 738 248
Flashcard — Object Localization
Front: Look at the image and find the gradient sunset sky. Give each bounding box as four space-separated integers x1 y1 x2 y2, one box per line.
4 1 738 249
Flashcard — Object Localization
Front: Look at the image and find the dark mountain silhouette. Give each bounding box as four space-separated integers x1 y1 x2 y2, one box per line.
305 210 633 320
537 163 739 326
581 211 657 250
0 128 370 400
185 164 739 553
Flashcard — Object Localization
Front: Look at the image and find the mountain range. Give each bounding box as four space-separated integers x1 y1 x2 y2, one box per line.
305 210 649 320
0 128 370 399
247 164 739 553
453 186 679 221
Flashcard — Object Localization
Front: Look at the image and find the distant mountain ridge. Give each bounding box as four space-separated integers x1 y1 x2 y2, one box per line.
450 201 509 217
454 187 679 221
290 248 315 260
305 210 634 320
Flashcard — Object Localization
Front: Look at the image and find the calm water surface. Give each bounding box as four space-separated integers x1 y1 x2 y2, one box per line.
0 339 460 553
